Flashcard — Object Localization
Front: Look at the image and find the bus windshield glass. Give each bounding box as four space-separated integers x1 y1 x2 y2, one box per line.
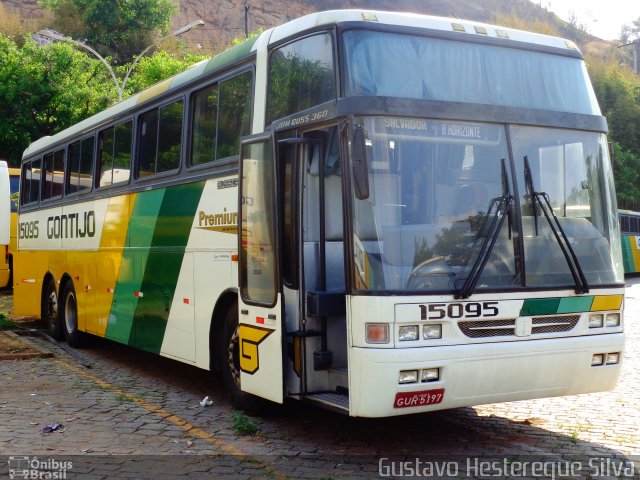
343 30 600 115
348 117 623 293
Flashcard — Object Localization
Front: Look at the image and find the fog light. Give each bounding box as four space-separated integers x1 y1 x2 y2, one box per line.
421 368 440 382
423 324 442 339
366 323 389 344
606 352 620 365
399 325 419 341
399 370 418 384
589 314 604 328
605 313 621 327
591 353 604 366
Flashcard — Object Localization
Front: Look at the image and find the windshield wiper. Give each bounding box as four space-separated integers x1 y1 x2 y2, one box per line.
456 159 513 300
523 156 589 294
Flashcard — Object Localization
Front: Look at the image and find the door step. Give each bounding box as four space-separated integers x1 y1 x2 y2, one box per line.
303 392 349 414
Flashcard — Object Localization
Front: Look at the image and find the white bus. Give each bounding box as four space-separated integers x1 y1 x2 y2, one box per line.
15 10 624 417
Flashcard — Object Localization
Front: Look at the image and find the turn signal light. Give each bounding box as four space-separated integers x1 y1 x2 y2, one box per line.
366 323 389 344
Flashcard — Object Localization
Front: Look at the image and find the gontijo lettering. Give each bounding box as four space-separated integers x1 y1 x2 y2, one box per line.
47 211 96 239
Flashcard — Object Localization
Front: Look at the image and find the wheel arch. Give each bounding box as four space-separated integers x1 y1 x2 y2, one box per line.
58 272 74 295
209 288 238 372
40 271 57 319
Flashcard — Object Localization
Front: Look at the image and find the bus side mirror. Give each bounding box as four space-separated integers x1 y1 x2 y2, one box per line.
352 126 369 200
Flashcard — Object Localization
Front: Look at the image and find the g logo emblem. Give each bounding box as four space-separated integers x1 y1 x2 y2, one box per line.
238 325 274 374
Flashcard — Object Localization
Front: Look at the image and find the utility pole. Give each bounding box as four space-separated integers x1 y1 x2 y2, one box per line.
244 4 249 38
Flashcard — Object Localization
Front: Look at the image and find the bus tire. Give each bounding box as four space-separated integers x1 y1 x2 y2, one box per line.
61 281 84 348
42 278 62 340
219 303 267 416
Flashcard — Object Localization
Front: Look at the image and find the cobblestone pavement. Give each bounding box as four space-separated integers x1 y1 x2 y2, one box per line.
0 280 639 479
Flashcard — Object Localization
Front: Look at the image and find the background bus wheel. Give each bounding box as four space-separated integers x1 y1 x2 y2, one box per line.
219 303 266 416
42 278 62 340
61 282 84 348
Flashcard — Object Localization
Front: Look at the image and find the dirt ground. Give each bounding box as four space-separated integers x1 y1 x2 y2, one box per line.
0 289 44 357
0 288 12 317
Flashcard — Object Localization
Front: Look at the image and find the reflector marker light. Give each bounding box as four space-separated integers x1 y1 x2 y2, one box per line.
134 291 144 298
21 279 36 283
106 287 115 293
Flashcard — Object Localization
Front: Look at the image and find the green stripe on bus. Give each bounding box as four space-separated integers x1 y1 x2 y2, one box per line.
128 181 205 354
621 236 635 273
105 189 166 343
557 296 594 313
520 296 597 316
204 37 257 74
519 298 561 316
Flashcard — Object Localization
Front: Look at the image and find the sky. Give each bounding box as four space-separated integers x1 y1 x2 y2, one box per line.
532 0 640 40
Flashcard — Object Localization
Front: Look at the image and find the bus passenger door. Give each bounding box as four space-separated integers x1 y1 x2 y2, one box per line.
237 134 284 403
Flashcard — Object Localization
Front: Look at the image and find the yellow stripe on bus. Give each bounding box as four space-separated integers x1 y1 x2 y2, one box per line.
591 295 623 311
93 194 136 337
631 236 640 272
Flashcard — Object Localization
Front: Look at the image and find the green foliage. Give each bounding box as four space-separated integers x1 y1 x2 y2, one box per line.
0 314 16 330
38 0 176 65
612 145 640 210
231 28 263 47
231 410 260 436
117 50 207 96
0 33 114 165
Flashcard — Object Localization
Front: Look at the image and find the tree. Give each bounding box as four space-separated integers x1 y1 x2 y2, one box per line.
38 0 176 65
620 18 640 45
117 50 207 96
0 34 114 165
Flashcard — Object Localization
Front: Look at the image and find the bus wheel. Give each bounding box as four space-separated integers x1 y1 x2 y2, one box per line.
42 278 62 340
61 282 84 348
219 303 266 416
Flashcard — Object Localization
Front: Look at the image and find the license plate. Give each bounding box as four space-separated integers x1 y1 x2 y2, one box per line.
394 388 445 408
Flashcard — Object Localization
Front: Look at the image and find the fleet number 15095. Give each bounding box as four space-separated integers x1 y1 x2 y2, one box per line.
419 301 499 320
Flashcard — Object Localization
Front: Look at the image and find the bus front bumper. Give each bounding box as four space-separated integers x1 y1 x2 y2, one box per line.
348 333 624 417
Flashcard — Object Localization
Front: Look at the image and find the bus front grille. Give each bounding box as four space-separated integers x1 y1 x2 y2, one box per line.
531 314 580 334
458 314 581 338
458 319 516 338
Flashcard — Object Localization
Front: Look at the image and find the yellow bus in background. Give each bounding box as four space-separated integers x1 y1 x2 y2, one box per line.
0 167 20 288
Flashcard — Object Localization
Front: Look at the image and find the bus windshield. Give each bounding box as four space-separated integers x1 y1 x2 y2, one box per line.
348 117 623 293
343 30 600 115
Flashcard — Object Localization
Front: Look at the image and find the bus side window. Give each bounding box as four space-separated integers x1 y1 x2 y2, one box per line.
20 159 41 206
138 100 183 178
98 121 132 188
190 70 252 167
67 137 95 195
42 149 64 201
266 33 336 125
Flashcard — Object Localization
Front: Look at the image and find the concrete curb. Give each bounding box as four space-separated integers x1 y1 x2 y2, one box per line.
1 330 54 359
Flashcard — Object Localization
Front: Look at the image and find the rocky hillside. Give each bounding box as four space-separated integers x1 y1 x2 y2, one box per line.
1 0 604 54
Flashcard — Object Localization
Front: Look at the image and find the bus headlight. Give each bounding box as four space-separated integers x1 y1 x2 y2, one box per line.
399 370 418 384
605 313 621 327
591 354 604 366
588 313 604 328
606 352 620 365
398 325 419 341
423 324 442 339
421 368 440 382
